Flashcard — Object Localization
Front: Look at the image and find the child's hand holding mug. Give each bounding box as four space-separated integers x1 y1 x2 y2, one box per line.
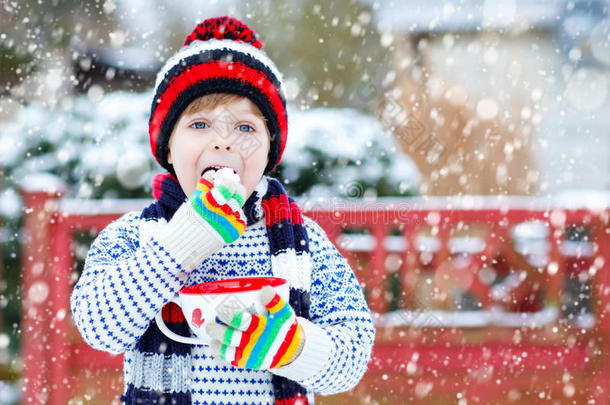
206 286 305 370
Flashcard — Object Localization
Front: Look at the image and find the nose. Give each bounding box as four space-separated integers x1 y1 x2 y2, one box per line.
210 125 233 152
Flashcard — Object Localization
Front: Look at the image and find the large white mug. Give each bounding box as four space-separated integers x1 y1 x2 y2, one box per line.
155 276 289 345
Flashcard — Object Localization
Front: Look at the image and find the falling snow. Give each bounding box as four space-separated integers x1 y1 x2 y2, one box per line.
0 0 609 404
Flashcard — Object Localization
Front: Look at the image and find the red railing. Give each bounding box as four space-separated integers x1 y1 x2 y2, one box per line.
19 184 610 404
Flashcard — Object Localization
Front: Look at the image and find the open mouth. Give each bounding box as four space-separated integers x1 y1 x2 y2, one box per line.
201 165 238 177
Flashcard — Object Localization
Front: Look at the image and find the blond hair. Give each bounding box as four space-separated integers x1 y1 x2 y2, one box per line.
182 93 265 119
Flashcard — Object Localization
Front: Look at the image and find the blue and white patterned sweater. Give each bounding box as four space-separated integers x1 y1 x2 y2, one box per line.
71 207 375 404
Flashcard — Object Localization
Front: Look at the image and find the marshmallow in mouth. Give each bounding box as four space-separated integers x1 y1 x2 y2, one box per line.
201 165 237 177
200 166 241 183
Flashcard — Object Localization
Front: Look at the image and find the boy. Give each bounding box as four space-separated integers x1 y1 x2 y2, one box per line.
70 16 375 405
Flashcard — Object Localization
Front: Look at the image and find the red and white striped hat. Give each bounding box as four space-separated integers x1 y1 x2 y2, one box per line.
149 16 287 176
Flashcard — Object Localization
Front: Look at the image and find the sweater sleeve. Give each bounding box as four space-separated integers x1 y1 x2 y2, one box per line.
271 216 375 395
70 203 223 354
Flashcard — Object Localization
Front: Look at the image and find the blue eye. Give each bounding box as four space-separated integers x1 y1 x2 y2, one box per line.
191 121 209 129
237 124 254 133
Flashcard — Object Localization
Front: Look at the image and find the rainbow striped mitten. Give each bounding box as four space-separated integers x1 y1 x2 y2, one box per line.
207 286 305 370
189 167 247 245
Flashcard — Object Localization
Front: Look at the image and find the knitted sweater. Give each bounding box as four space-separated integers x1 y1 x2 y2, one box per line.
70 200 375 404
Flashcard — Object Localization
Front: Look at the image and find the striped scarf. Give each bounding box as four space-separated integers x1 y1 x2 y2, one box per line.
120 172 311 405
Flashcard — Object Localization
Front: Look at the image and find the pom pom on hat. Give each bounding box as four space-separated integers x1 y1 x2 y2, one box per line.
183 16 263 49
149 16 287 177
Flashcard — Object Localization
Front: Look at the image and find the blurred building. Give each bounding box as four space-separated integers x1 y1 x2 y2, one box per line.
366 0 610 195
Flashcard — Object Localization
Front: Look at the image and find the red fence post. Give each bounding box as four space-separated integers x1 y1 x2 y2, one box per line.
370 222 388 313
593 212 610 403
546 219 565 309
400 220 419 310
20 174 67 404
49 214 73 405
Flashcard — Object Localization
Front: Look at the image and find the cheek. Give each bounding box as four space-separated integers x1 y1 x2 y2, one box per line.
172 139 201 167
241 144 269 197
169 144 201 196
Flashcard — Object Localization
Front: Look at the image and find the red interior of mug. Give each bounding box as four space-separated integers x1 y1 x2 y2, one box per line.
180 277 287 295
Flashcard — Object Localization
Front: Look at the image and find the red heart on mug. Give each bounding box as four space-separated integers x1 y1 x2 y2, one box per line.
191 308 205 328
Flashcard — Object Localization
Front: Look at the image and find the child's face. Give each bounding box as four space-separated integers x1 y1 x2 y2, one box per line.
168 97 270 200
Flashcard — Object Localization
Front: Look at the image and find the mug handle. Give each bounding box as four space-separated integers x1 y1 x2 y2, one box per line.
154 297 208 345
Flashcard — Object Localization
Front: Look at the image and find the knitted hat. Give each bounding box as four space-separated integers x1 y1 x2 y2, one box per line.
148 16 287 176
